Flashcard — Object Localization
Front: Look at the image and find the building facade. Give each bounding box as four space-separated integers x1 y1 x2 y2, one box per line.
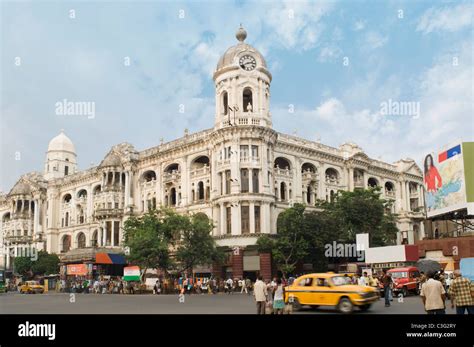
0 27 426 279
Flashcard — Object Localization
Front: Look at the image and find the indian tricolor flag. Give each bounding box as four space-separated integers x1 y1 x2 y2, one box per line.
438 144 461 163
123 266 141 281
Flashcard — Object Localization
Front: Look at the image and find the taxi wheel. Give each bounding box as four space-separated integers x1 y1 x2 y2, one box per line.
337 297 354 314
292 298 302 311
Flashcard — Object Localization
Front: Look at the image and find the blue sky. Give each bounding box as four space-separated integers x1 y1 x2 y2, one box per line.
1 0 473 191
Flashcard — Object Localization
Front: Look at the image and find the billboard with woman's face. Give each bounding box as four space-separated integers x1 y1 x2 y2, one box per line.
424 143 466 217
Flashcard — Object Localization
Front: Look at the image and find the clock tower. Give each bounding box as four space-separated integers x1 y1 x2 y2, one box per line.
213 25 272 129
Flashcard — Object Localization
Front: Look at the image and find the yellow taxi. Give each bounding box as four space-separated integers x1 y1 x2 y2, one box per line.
19 281 44 294
285 273 379 313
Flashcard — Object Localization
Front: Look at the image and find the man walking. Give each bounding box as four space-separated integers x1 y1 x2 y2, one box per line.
253 275 267 314
448 270 474 314
381 270 393 307
420 271 446 314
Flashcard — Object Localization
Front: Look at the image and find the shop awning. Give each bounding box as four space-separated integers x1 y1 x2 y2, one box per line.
95 253 126 265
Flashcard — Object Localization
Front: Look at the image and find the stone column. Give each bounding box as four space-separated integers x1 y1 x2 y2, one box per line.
249 202 255 234
406 181 411 212
111 221 115 247
349 167 354 191
33 199 39 234
231 203 240 236
220 203 226 235
124 172 130 207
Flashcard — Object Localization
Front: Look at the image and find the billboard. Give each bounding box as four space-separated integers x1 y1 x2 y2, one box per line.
66 264 88 276
424 142 473 217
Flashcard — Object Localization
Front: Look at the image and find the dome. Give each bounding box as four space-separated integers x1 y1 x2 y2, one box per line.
9 181 32 196
100 153 122 167
47 130 76 154
216 25 267 72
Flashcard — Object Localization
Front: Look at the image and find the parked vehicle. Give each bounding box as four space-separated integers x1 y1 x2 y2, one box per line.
388 267 420 297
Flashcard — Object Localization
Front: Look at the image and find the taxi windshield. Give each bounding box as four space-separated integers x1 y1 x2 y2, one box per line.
331 276 352 286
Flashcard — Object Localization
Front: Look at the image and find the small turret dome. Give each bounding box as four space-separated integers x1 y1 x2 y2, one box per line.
47 130 76 154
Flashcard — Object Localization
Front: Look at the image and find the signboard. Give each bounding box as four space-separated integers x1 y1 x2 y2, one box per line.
123 266 140 281
66 264 88 276
424 142 468 217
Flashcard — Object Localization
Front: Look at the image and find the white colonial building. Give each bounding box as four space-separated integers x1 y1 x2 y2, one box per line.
0 27 425 279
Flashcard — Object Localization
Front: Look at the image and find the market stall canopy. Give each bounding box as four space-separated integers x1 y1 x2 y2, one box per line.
95 253 126 264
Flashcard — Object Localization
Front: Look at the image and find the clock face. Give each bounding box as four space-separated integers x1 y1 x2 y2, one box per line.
239 55 256 71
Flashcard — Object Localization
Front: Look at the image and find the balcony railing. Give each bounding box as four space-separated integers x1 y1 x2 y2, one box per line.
4 235 33 243
325 176 340 185
385 190 396 198
354 179 364 188
162 171 181 183
190 166 210 178
302 171 318 182
274 168 292 177
141 180 157 189
94 208 123 219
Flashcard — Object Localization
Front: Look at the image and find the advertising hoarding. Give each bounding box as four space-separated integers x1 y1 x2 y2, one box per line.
423 142 470 217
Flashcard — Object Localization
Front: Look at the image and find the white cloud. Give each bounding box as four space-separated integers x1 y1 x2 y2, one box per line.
318 45 342 62
264 0 333 51
416 3 473 34
354 20 366 31
364 31 388 50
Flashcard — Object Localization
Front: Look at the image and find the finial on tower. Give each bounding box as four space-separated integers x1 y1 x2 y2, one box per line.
236 24 247 43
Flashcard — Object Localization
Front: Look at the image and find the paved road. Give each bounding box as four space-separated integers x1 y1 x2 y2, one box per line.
0 292 457 314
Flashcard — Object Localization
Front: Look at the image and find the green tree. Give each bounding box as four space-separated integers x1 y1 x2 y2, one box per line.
123 208 175 279
31 251 60 276
263 203 311 278
174 213 224 276
304 211 344 272
14 256 33 278
319 187 398 246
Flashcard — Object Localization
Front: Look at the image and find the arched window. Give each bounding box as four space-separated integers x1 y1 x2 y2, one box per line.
302 163 316 173
325 168 339 181
368 177 379 188
63 194 72 203
77 232 86 249
77 189 87 199
62 235 71 253
222 91 228 115
274 157 291 170
243 87 253 112
143 170 156 182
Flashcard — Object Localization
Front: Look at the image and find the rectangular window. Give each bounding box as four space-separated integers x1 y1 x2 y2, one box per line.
240 145 249 159
254 206 261 233
225 170 231 194
241 169 249 192
251 145 258 158
241 206 250 234
64 166 69 176
226 207 232 235
252 169 259 193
